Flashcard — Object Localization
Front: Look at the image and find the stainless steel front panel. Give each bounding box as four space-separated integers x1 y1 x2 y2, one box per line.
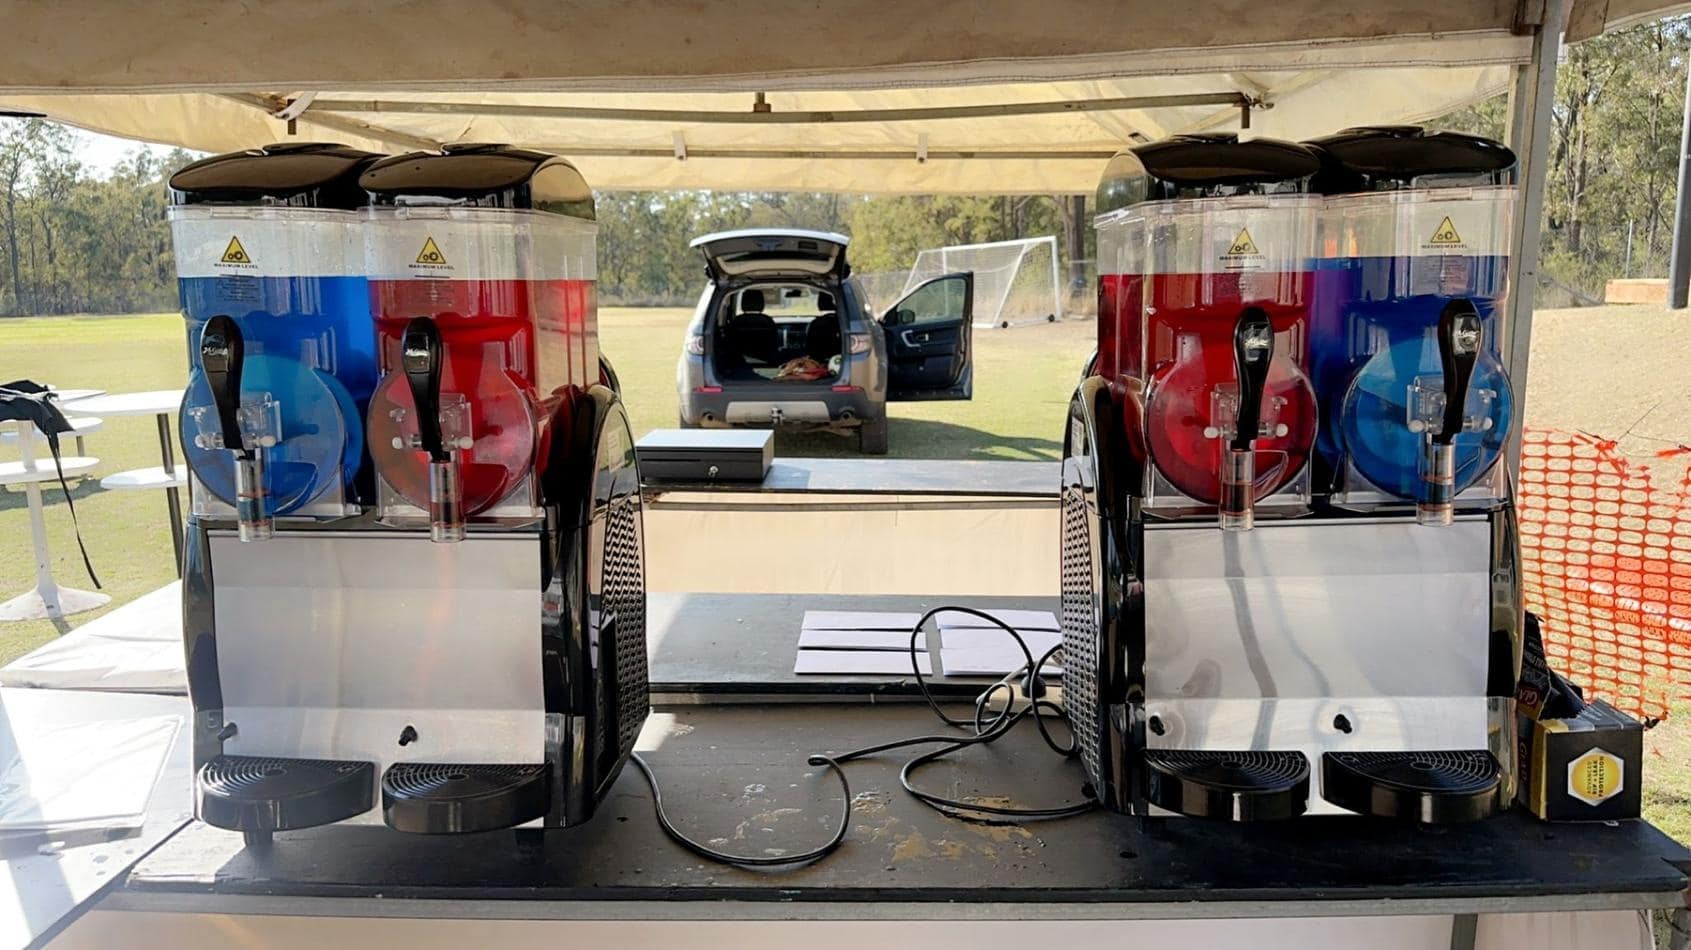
210 531 545 823
1143 517 1494 814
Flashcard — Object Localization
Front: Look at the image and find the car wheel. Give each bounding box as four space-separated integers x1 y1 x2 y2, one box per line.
859 414 889 455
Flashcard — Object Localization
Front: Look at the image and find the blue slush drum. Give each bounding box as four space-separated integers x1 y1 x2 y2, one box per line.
1340 333 1511 500
181 354 357 515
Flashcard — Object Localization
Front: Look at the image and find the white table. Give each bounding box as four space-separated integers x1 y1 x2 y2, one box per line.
64 390 187 574
0 415 104 455
0 422 109 621
49 388 106 404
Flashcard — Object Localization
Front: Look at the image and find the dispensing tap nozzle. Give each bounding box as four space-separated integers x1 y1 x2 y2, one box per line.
200 315 272 541
1418 299 1483 526
1220 307 1273 532
401 317 464 543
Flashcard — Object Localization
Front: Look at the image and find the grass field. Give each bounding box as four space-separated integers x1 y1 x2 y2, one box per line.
2 305 1689 840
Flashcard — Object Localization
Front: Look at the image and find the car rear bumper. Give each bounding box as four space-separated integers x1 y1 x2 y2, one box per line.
681 389 878 429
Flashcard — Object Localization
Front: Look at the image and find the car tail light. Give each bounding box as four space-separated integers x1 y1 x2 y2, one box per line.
695 385 723 394
831 385 861 393
847 333 870 355
684 335 705 356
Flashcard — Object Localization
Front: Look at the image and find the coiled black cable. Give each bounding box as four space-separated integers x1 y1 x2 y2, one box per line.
629 604 1096 868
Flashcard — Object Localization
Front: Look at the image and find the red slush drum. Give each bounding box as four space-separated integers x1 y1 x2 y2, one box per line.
360 145 598 523
1140 194 1319 511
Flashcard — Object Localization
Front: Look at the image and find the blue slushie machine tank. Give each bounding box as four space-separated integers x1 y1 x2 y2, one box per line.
168 143 383 537
1304 126 1518 523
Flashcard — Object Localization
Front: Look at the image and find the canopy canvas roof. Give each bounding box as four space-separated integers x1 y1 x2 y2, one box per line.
0 0 1683 193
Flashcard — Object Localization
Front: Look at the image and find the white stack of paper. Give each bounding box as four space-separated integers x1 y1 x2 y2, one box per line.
793 610 930 676
936 610 1063 677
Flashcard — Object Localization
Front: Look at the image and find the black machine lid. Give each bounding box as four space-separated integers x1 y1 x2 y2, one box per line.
1095 133 1320 213
359 143 596 220
168 143 384 209
1306 126 1518 193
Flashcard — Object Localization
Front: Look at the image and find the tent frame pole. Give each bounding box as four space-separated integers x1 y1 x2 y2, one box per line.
299 92 1252 126
1502 0 1565 477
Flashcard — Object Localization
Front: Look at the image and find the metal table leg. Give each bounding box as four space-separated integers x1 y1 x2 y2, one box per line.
155 412 185 577
1449 913 1478 950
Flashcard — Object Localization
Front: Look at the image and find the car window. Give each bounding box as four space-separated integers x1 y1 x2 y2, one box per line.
886 275 969 328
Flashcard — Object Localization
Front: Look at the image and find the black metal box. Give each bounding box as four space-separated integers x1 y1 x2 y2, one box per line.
636 429 774 483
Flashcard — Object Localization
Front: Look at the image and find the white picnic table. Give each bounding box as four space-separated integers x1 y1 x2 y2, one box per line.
0 420 108 621
63 389 188 573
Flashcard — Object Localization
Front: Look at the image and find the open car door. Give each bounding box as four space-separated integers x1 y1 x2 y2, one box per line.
882 272 974 401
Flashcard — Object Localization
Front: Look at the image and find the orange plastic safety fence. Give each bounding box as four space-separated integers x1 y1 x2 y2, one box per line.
1517 428 1691 720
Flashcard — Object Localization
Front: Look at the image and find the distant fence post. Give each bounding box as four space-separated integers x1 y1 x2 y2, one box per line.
1667 57 1691 309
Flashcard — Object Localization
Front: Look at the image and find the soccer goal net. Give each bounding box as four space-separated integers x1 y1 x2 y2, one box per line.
898 235 1061 329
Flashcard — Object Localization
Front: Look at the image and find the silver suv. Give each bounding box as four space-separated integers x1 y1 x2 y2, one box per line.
676 229 975 454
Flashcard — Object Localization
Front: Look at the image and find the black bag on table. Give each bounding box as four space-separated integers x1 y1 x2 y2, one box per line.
0 380 100 588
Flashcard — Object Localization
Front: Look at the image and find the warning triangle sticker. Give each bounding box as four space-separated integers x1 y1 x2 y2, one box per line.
1226 228 1260 257
219 236 251 265
415 236 447 266
1428 216 1464 246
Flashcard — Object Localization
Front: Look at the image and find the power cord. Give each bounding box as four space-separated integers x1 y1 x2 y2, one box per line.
628 604 1096 868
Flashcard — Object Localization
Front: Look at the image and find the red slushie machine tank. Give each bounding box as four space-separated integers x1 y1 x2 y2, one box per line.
1100 134 1321 530
362 144 599 539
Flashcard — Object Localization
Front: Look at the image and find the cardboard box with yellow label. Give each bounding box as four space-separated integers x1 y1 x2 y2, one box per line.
1517 698 1642 821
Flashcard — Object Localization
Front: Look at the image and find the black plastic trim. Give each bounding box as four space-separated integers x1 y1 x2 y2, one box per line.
197 755 375 832
382 763 550 834
1321 750 1502 823
1143 749 1310 820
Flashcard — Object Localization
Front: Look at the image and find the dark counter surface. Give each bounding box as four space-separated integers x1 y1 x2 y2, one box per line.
117 702 1690 918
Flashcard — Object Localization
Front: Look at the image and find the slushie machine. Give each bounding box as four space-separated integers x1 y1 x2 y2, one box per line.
1063 129 1522 821
172 144 647 846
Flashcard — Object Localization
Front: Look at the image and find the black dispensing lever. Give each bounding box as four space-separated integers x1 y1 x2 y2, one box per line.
1419 298 1484 526
200 316 272 541
201 316 246 457
400 317 464 543
1219 307 1274 532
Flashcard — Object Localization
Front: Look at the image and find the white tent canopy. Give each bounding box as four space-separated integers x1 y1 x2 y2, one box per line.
0 0 1682 193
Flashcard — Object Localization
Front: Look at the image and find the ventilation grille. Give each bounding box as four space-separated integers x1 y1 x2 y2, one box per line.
1060 480 1102 788
602 492 649 759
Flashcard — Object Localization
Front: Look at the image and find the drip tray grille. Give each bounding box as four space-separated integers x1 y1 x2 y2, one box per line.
382 762 550 834
1321 750 1501 823
1143 749 1310 820
197 755 375 832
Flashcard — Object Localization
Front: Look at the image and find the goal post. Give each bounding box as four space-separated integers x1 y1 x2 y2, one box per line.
900 235 1062 329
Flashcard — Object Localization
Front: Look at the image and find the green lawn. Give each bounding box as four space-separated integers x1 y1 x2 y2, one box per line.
2 307 1688 843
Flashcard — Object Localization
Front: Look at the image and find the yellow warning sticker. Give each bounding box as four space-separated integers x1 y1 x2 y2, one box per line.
1567 748 1624 805
1427 216 1464 246
415 236 448 266
219 236 251 265
1225 228 1261 257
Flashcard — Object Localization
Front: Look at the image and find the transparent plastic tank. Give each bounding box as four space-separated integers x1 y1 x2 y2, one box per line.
1305 127 1517 514
1140 193 1320 522
167 144 382 528
361 146 599 534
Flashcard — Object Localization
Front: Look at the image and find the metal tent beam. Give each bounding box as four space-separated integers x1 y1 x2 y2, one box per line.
218 93 442 152
532 146 1120 161
299 92 1251 125
1502 0 1568 475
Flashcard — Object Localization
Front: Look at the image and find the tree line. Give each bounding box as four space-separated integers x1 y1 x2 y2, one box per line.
0 14 1684 317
